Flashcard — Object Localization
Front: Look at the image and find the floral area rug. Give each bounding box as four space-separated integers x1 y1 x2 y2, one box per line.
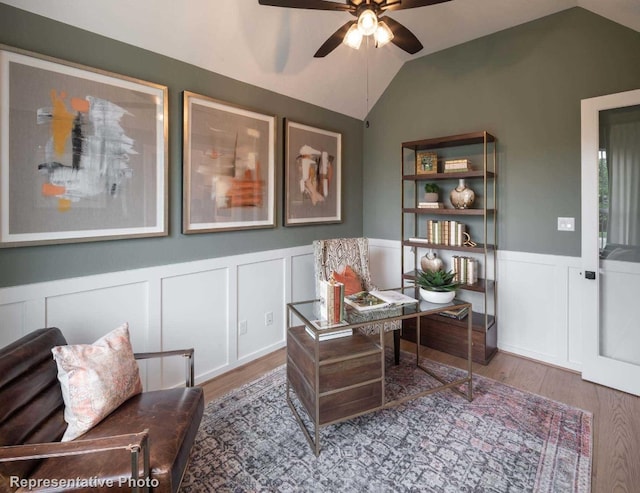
181 351 592 492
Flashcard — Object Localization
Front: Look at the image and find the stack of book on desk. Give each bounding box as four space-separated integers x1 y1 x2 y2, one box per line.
307 289 418 341
306 320 352 341
309 277 350 341
319 277 344 324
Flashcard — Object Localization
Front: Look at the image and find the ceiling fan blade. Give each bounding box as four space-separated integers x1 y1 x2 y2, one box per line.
258 0 353 11
314 20 354 57
382 16 423 54
381 0 451 12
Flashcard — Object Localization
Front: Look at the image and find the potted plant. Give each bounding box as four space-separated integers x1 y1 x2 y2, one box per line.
424 183 440 202
414 269 460 303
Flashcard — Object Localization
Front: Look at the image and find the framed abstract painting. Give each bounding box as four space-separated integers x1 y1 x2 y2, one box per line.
0 46 168 247
284 120 341 226
182 91 276 233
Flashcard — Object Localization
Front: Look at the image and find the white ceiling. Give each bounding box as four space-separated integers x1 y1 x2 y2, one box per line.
2 0 640 119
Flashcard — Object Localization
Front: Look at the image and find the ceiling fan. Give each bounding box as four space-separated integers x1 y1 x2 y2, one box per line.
258 0 451 57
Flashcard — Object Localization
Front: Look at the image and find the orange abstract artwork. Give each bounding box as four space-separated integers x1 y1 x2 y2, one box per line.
37 89 136 211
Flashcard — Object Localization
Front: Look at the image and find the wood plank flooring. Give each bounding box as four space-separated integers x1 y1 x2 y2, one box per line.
201 338 640 492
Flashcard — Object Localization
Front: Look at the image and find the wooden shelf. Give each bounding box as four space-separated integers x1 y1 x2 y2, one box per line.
404 170 495 181
425 310 496 332
403 240 494 254
402 131 496 150
403 270 495 293
403 207 493 216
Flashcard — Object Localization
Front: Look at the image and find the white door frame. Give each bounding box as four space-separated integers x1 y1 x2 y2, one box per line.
580 88 640 395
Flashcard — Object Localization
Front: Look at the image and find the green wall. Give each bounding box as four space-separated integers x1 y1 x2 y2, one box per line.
363 8 640 256
0 4 364 288
2 6 638 287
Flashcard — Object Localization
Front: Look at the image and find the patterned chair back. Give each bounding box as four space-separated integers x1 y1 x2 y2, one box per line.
313 237 374 299
312 237 401 338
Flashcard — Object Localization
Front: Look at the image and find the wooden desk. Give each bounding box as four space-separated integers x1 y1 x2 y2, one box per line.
286 288 473 455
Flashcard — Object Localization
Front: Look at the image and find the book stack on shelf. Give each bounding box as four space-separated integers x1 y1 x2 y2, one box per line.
444 159 471 173
426 220 466 246
438 302 469 320
417 201 444 209
452 256 478 285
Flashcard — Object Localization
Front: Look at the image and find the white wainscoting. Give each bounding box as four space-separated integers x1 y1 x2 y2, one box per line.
0 245 315 390
368 239 584 372
0 239 585 389
497 250 584 371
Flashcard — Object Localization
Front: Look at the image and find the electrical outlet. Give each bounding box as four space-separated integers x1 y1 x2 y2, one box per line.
239 320 248 335
557 217 575 231
265 311 273 326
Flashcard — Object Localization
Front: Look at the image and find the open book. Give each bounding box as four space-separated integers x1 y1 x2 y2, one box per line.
370 290 418 305
344 291 392 311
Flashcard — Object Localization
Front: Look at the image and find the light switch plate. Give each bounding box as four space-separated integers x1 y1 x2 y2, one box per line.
557 217 575 231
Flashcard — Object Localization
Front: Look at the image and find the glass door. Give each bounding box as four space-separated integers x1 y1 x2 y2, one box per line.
581 89 640 396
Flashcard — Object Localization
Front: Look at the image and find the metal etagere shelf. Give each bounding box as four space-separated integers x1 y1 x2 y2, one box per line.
400 131 498 364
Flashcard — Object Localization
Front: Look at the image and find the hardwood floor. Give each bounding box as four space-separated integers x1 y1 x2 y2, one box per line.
201 337 640 492
201 349 286 402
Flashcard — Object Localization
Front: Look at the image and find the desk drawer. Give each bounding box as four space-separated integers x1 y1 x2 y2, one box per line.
319 352 381 393
319 381 382 425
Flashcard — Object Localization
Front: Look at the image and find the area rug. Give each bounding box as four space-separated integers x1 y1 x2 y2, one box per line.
181 352 592 492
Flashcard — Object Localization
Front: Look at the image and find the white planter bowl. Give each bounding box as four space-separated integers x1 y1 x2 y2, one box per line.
419 288 456 304
424 192 439 202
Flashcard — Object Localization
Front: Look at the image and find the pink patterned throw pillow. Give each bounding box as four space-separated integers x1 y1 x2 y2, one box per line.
51 323 142 441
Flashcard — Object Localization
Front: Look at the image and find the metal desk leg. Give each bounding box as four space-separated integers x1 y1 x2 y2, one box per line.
466 308 473 401
416 314 420 365
285 307 322 456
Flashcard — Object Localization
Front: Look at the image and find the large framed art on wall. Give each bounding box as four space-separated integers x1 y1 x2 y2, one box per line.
284 119 341 226
182 91 276 233
0 46 168 247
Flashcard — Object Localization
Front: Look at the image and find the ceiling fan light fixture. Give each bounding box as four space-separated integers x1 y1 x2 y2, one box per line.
374 21 394 48
343 23 363 49
257 0 436 57
357 8 378 36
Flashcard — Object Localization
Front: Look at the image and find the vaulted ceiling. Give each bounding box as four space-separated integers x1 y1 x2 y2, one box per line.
2 0 639 119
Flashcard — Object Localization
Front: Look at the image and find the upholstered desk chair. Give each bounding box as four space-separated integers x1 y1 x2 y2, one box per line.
313 237 401 364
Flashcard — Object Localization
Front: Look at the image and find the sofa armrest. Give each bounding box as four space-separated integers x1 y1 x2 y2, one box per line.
134 348 195 387
0 431 150 492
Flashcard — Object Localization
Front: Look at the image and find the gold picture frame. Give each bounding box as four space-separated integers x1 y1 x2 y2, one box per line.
182 91 276 233
0 45 168 247
284 119 342 226
416 151 438 175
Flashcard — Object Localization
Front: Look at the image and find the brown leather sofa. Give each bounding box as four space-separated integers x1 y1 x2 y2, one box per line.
0 328 204 492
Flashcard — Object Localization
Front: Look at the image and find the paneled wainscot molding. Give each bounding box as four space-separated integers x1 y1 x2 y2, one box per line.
0 240 584 392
